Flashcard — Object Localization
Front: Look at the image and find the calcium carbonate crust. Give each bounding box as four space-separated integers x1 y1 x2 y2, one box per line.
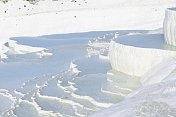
164 8 176 46
109 41 176 77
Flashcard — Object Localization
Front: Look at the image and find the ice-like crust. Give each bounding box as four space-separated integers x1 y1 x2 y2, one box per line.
0 89 16 116
1 30 176 117
109 41 176 77
141 57 176 86
90 65 176 117
164 8 176 46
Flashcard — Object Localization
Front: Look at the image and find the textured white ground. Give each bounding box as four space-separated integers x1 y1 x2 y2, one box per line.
0 0 176 117
109 31 176 77
164 8 176 46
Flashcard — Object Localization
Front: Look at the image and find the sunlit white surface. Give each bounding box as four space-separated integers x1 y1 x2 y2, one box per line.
164 8 176 46
109 33 176 77
1 0 176 117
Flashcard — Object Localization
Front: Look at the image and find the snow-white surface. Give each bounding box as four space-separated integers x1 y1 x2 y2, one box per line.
1 0 176 59
90 67 176 116
1 29 176 117
164 8 176 46
109 33 176 77
1 0 176 117
141 57 176 86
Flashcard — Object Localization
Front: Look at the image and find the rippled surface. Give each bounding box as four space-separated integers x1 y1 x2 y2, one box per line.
1 30 176 117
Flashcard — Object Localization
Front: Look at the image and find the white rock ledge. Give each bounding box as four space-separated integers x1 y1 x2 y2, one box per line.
164 8 176 46
109 34 176 77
